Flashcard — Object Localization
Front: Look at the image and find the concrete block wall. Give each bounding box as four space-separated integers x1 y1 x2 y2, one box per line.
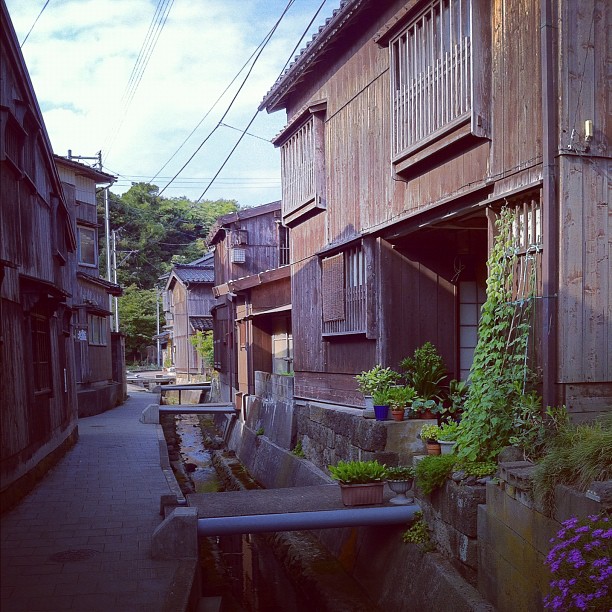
418 479 486 585
295 401 428 472
477 479 606 612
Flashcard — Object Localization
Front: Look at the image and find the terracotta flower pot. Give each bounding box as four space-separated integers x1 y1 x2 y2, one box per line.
391 409 405 421
426 441 441 455
420 409 436 420
339 482 385 506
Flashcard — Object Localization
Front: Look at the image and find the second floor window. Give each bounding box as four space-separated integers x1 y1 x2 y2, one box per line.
391 0 472 156
88 314 108 346
78 226 96 266
275 103 326 225
278 224 290 266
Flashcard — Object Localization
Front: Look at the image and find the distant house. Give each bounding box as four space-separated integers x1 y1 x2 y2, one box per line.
162 252 216 378
54 156 125 417
259 0 610 415
207 201 291 404
1 1 78 510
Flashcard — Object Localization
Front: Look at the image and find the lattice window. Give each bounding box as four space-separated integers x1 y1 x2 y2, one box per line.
322 253 345 323
31 313 52 394
88 314 108 346
321 246 367 335
391 0 472 155
278 224 290 266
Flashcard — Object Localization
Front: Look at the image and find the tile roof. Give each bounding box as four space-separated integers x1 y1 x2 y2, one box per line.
173 265 214 284
190 316 213 331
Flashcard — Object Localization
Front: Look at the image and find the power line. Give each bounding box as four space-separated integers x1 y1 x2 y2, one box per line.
151 33 275 182
195 0 329 202
103 0 175 162
20 0 51 47
157 0 297 198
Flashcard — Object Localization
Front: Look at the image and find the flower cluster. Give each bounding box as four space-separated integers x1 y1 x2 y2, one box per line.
544 513 612 611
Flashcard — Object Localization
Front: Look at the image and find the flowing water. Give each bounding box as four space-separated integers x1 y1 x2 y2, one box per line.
174 415 311 611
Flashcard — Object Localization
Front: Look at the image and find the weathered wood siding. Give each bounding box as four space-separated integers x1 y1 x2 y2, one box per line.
1 3 78 508
556 0 611 411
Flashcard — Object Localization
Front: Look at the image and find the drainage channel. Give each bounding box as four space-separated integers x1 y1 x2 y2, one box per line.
169 414 315 612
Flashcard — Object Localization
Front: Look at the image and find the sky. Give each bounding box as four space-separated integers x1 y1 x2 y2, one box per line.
4 0 340 207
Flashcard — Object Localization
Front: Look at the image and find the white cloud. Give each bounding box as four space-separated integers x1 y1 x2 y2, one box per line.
5 0 340 205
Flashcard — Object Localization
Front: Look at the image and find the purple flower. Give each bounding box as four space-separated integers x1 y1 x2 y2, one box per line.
593 558 610 568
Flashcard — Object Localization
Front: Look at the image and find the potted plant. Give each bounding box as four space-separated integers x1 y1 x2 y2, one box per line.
387 386 417 421
371 388 392 421
437 421 460 454
444 379 469 418
411 397 443 420
386 465 416 504
419 424 442 455
328 460 387 506
355 365 400 418
399 342 447 406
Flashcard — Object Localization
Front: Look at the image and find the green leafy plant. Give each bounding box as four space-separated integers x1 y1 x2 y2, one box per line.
355 365 400 396
386 465 416 480
411 397 443 417
387 385 417 411
419 424 441 443
532 415 612 515
372 388 392 406
442 379 469 419
456 208 538 462
328 460 387 484
460 460 498 478
543 513 612 611
509 399 569 462
292 439 305 458
189 330 214 370
255 427 265 436
415 454 457 494
400 342 447 401
437 421 460 442
402 511 435 552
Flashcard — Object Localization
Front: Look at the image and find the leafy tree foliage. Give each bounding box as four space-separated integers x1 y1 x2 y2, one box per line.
118 285 159 362
97 183 238 289
96 183 239 362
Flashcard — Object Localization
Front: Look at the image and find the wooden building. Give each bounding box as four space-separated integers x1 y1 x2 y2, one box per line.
208 202 292 403
54 156 125 417
0 1 78 510
259 0 610 417
162 253 216 378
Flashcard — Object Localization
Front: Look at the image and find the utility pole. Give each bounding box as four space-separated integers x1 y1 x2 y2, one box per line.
156 287 161 368
112 230 119 331
67 150 115 330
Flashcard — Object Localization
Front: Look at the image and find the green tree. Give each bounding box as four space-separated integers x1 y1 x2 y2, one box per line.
190 330 214 370
118 285 159 362
97 183 238 289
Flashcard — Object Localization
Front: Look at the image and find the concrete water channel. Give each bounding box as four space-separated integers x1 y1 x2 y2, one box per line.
169 414 316 611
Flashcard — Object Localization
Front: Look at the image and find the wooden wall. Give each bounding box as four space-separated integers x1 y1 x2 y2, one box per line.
1 5 78 506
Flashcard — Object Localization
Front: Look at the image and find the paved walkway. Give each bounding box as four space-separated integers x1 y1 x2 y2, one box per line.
0 391 190 612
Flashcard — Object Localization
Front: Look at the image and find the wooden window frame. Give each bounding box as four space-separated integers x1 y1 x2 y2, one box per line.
273 102 326 226
388 0 490 176
77 225 97 267
31 312 53 395
87 313 108 346
321 245 367 336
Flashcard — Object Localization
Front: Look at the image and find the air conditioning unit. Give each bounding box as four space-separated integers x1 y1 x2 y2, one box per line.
231 247 246 264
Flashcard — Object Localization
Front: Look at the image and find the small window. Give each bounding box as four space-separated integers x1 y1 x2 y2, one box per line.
278 224 290 266
78 226 97 266
272 333 293 375
321 246 366 335
31 313 52 394
88 314 108 346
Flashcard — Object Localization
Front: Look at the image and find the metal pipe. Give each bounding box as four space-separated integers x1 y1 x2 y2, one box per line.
540 0 559 407
197 505 419 536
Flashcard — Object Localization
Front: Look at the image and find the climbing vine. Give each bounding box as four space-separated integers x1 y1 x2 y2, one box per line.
456 207 538 462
